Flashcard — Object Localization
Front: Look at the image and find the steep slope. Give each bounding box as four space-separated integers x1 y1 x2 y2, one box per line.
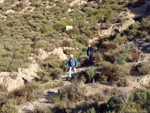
0 0 150 112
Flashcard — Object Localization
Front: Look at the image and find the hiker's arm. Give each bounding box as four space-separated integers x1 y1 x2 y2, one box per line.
67 60 70 67
75 58 78 66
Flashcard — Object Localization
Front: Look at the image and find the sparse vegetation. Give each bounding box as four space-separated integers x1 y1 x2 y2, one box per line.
0 0 150 112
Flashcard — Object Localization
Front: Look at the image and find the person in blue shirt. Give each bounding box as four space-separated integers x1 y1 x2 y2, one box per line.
66 54 78 80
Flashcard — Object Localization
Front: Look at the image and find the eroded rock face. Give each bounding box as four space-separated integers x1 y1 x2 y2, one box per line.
50 48 67 60
0 64 39 91
131 74 150 86
38 48 67 60
38 49 49 60
137 75 150 85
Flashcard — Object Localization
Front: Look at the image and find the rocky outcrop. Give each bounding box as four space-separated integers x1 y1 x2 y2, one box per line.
49 48 67 60
0 64 39 91
38 48 67 60
132 75 150 85
70 0 87 7
38 49 49 60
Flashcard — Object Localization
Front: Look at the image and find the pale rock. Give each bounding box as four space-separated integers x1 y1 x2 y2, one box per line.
66 25 73 31
38 49 49 60
50 48 67 60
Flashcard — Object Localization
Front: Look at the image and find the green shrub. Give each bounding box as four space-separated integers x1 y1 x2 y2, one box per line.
146 92 150 100
85 67 96 82
87 107 96 113
35 40 49 49
105 11 118 22
9 59 24 72
0 99 18 113
135 92 147 101
129 93 134 101
43 55 62 68
76 36 87 44
52 68 63 78
128 35 135 41
107 94 123 111
129 23 138 29
116 54 126 65
40 24 53 33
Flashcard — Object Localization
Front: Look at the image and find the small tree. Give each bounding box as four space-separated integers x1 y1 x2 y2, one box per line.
85 67 96 82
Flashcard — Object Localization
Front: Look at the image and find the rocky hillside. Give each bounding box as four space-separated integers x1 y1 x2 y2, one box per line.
0 0 150 113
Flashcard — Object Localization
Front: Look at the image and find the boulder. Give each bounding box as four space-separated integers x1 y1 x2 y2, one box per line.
0 64 39 92
66 25 73 31
38 48 49 60
50 48 67 60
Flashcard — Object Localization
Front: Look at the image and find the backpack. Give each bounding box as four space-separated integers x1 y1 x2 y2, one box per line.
69 58 76 67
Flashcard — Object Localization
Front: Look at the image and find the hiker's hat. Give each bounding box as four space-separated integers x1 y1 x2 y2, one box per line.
70 54 73 57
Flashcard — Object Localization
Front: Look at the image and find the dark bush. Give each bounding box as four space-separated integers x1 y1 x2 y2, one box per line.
107 94 123 111
135 92 147 102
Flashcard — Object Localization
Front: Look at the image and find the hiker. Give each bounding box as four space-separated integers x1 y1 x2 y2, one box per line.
66 54 78 80
87 43 94 66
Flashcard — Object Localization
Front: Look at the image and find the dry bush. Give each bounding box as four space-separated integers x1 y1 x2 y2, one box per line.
8 82 44 105
46 44 55 52
137 63 150 75
118 78 130 87
101 62 131 82
33 106 52 113
114 36 127 45
51 68 63 79
88 92 105 102
0 99 18 113
59 84 86 102
104 48 120 62
79 55 89 67
130 47 144 62
115 64 131 77
92 52 103 66
62 40 71 47
52 84 87 104
101 61 118 81
102 41 118 50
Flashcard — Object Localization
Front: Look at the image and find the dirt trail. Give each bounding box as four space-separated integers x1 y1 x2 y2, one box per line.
18 65 147 113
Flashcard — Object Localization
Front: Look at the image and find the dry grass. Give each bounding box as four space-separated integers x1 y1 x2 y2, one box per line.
8 82 44 105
